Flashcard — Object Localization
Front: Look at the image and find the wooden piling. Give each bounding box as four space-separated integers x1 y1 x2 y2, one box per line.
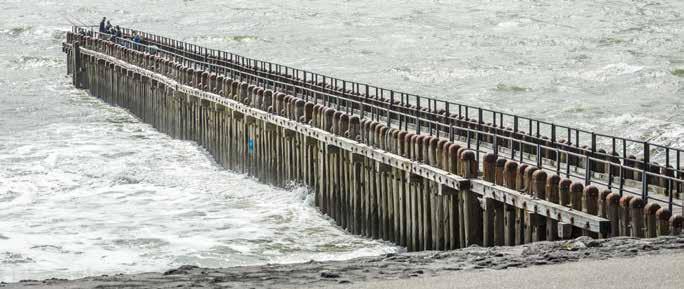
531 170 547 242
656 208 671 236
644 203 660 238
461 150 482 246
582 185 599 237
628 197 645 237
545 174 560 241
503 160 518 246
619 195 634 236
670 215 683 235
482 153 497 246
605 193 621 237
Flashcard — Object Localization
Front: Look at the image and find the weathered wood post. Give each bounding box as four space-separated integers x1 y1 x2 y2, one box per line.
597 189 611 238
503 160 518 246
605 192 621 237
619 195 634 236
523 166 538 195
516 164 528 191
493 158 507 246
570 182 584 212
461 150 482 246
628 198 645 237
447 143 462 249
582 185 599 237
72 41 82 88
671 215 683 235
428 137 442 250
495 158 506 186
482 153 496 246
656 208 671 236
408 173 421 251
556 179 574 239
531 170 547 242
543 175 560 241
522 166 539 243
513 164 530 244
569 182 584 237
644 203 660 238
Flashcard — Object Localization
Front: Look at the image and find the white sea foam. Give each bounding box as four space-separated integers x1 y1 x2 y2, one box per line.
0 83 397 283
577 63 646 81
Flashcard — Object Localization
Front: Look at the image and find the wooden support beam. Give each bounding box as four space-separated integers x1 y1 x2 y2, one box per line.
471 180 610 235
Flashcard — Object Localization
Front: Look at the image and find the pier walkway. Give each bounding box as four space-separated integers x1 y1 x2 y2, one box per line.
63 26 683 251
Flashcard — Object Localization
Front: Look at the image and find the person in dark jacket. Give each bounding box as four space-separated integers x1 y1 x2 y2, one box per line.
115 25 122 38
99 17 107 33
105 21 112 34
132 32 142 44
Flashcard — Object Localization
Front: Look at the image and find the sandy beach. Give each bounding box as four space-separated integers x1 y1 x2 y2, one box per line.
326 252 684 289
3 235 682 288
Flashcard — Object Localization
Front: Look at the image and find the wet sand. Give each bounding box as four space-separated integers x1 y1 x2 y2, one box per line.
326 251 684 289
3 235 683 289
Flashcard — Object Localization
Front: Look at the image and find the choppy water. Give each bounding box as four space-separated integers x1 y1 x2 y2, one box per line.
1 0 683 283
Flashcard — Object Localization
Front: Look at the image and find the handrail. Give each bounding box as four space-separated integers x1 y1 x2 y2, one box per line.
68 26 683 213
154 31 680 166
124 26 683 186
79 26 683 158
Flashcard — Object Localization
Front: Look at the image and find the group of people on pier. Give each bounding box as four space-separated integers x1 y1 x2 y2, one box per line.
99 17 141 44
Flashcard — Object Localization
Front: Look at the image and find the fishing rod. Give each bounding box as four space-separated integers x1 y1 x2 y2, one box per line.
67 14 91 27
60 14 78 26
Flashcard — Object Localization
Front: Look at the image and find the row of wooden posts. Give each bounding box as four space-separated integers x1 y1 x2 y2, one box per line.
65 33 683 252
142 33 683 199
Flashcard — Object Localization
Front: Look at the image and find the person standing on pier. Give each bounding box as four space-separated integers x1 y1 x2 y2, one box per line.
132 32 142 44
99 17 106 33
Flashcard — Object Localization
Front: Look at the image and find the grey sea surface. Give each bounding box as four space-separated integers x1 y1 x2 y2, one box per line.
0 0 682 283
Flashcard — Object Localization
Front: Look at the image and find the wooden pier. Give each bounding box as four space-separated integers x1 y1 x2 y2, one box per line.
63 27 683 251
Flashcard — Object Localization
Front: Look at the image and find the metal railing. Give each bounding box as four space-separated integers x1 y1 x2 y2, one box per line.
69 26 683 213
125 28 681 162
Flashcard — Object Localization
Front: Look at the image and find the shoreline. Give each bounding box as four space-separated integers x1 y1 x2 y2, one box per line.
3 235 683 288
324 252 684 289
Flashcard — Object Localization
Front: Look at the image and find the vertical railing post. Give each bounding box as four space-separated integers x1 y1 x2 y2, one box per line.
428 99 433 135
449 122 454 142
335 79 340 110
388 91 394 127
493 128 498 156
416 96 421 135
362 85 368 118
343 81 348 113
677 150 681 209
536 144 542 168
609 138 616 189
642 142 650 201
513 116 518 133
666 148 673 212
528 120 532 136
584 154 591 185
620 140 627 196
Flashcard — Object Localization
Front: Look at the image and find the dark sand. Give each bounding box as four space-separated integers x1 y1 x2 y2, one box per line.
3 235 683 289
